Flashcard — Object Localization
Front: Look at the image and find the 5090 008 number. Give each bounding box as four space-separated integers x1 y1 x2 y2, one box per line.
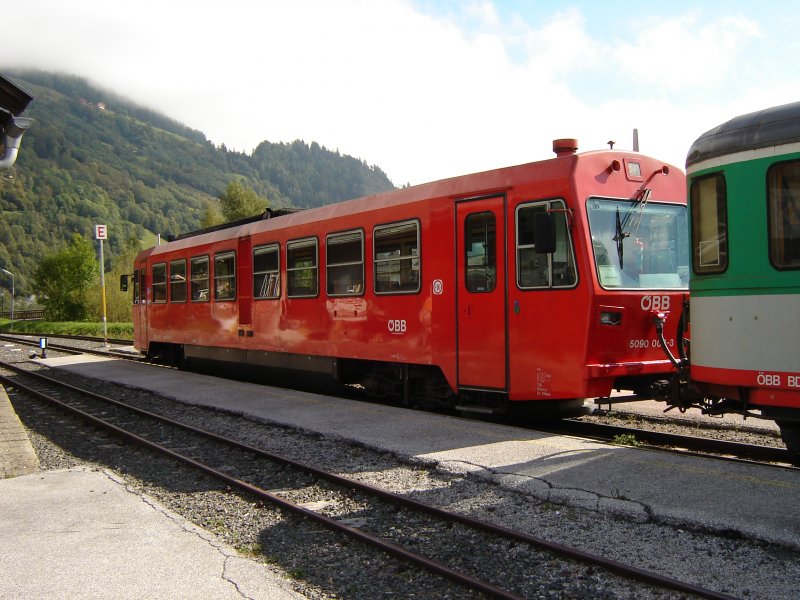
629 338 674 349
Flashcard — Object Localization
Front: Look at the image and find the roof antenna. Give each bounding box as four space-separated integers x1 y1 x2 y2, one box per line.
632 128 639 152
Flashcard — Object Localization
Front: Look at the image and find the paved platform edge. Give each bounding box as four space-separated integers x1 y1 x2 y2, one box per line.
0 383 40 478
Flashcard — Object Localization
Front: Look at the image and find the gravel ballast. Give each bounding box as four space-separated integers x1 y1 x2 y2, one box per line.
3 345 799 599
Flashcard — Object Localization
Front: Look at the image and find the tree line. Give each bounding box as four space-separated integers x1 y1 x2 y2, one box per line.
28 181 268 322
0 70 395 302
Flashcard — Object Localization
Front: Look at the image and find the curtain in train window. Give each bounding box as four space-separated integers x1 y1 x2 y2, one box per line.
768 161 800 270
374 221 420 294
151 263 167 303
169 259 187 302
327 230 364 296
287 238 318 297
465 212 496 293
690 174 728 274
253 244 280 299
190 256 210 302
214 252 236 301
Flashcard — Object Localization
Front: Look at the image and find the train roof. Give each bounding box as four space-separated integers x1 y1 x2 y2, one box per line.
139 145 679 261
0 74 33 122
686 101 800 168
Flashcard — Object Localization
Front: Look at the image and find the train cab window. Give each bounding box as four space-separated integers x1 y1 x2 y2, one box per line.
152 263 167 303
190 255 210 302
374 220 420 294
768 160 800 270
690 174 728 274
327 230 364 296
214 251 236 301
588 197 689 288
517 201 577 289
169 259 187 302
287 238 318 297
465 212 496 292
253 244 280 299
132 269 140 305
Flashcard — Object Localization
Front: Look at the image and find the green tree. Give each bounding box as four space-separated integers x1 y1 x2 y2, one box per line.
219 180 268 221
33 234 97 321
200 200 223 228
85 236 141 322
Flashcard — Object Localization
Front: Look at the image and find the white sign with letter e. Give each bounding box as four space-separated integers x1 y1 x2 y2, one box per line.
95 224 108 240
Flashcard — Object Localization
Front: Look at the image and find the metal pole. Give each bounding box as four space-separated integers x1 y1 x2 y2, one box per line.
99 239 108 347
1 268 13 332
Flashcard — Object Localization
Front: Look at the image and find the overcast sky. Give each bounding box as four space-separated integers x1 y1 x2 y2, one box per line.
5 0 800 185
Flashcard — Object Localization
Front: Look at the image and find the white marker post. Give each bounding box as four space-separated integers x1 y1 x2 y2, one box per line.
95 224 109 348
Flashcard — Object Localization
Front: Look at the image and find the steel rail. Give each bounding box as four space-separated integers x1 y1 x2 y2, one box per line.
0 332 133 346
553 419 793 466
5 331 788 466
0 334 141 361
0 365 522 600
0 360 741 600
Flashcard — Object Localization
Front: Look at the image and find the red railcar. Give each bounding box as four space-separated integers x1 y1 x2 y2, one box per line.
127 140 688 413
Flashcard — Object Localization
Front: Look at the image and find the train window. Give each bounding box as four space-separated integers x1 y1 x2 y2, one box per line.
465 212 496 293
253 244 280 299
588 197 689 289
768 160 800 270
132 269 139 305
287 238 318 298
190 255 210 302
214 252 236 301
327 230 364 296
517 201 577 289
152 263 167 303
374 220 420 294
690 174 728 274
169 259 187 303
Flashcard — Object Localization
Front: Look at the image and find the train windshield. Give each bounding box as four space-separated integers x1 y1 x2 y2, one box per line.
587 197 689 290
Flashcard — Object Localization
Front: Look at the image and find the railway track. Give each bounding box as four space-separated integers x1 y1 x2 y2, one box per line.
547 418 795 467
2 331 793 468
0 358 739 600
0 333 139 360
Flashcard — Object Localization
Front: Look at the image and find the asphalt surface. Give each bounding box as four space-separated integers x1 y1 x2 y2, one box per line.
37 354 800 549
2 352 799 599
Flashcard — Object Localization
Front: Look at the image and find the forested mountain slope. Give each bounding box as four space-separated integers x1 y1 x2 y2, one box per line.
0 70 395 294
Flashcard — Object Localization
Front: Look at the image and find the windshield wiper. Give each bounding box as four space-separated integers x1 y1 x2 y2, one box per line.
613 188 651 268
612 207 629 268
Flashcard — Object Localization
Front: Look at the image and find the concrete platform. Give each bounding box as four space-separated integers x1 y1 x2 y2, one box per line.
0 376 303 599
0 467 303 599
34 354 800 551
0 385 39 478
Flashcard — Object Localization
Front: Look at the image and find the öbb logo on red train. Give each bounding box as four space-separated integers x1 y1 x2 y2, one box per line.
640 295 670 311
388 319 407 334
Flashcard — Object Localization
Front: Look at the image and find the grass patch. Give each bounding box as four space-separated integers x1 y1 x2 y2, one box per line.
612 433 640 447
0 320 133 339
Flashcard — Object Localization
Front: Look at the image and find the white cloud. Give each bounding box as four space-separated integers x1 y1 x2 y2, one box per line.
611 12 762 90
2 1 791 185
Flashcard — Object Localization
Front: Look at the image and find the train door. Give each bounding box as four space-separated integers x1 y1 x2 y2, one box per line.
237 236 253 328
456 195 507 390
136 260 148 348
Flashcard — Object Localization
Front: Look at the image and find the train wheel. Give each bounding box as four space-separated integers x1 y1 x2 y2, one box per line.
777 421 800 466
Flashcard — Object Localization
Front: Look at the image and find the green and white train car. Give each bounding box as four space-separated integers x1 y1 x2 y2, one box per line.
683 101 800 461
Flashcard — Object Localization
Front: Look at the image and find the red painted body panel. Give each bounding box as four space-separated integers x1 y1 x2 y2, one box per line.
132 148 687 403
692 365 800 409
